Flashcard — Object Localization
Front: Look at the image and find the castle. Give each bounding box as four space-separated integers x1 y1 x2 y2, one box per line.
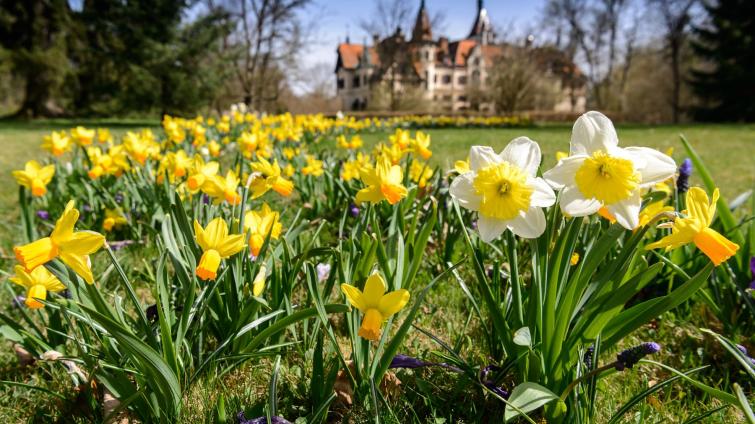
335 0 586 113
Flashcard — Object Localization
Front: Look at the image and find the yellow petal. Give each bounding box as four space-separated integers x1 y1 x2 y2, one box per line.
58 231 105 256
204 218 229 249
358 308 384 340
685 187 712 225
51 201 78 244
362 273 386 308
378 289 410 318
60 252 94 284
355 186 384 204
340 284 366 311
217 234 246 258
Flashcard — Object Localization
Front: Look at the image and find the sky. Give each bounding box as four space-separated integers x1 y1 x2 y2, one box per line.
301 0 546 72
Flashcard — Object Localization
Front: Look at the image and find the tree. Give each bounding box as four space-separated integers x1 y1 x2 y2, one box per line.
0 0 73 117
690 0 755 121
648 0 697 123
487 46 560 113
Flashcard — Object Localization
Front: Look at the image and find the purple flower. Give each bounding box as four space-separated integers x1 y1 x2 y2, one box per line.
479 364 510 399
202 194 211 205
736 344 755 366
237 412 291 424
749 257 755 290
389 354 463 372
677 159 692 193
146 304 158 323
82 204 93 213
12 296 26 308
349 203 359 217
36 210 50 220
114 193 124 204
108 240 135 251
615 342 661 371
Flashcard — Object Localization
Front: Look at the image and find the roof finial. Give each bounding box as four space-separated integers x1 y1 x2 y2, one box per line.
346 23 350 44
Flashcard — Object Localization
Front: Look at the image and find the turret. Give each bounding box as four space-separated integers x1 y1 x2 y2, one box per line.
468 0 492 44
411 0 433 43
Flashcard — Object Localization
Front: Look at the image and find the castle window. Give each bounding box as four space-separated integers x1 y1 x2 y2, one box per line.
442 75 451 84
458 76 467 85
353 76 360 88
337 78 345 89
458 95 468 102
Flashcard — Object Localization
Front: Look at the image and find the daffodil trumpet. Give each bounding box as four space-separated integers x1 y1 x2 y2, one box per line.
341 273 410 341
194 218 246 281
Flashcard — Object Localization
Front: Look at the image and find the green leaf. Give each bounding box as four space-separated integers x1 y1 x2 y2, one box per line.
504 382 559 422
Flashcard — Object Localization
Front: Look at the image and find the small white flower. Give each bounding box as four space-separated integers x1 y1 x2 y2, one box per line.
316 263 331 282
450 137 556 241
543 111 677 230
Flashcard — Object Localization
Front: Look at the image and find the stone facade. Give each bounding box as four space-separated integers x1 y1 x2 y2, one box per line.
335 0 586 113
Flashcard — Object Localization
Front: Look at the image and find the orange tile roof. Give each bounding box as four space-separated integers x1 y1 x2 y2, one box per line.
450 40 477 66
337 43 379 70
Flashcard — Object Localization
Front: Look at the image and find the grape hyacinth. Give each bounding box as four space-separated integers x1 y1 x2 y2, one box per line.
237 412 291 424
615 342 661 371
676 159 692 193
735 344 755 366
479 364 510 399
348 203 359 217
35 210 50 220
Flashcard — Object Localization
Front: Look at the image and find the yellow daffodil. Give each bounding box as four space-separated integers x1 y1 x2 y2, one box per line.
341 153 370 182
103 209 128 232
337 134 363 150
71 126 95 146
454 158 470 174
204 171 242 205
193 218 246 281
14 201 105 284
208 140 221 157
302 155 324 177
409 161 433 188
646 187 739 266
244 203 282 257
638 201 674 228
186 156 219 193
341 272 410 340
13 160 55 197
249 158 294 199
252 265 267 296
355 156 408 205
9 265 66 309
389 128 411 150
97 128 113 144
412 131 432 160
42 131 72 156
283 163 295 177
570 252 580 266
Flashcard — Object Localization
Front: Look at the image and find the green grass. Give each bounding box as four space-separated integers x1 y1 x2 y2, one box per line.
360 123 755 201
0 120 752 422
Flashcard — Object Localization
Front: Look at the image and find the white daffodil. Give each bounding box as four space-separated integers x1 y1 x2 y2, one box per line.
450 138 556 241
543 111 677 230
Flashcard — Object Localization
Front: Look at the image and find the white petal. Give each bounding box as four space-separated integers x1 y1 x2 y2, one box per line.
570 111 618 156
528 177 556 207
508 207 546 239
469 146 501 171
543 155 586 189
500 136 541 176
560 186 602 217
624 147 677 186
477 215 507 243
449 172 480 211
606 191 641 230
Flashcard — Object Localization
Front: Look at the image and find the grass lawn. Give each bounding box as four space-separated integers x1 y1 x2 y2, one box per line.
0 120 752 422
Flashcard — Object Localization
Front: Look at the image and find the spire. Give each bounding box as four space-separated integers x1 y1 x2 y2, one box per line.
468 0 491 43
411 0 433 43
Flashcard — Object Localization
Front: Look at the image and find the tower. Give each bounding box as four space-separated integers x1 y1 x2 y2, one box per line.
468 0 492 44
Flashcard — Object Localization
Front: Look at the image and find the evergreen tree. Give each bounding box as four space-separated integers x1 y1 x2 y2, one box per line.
690 0 755 121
